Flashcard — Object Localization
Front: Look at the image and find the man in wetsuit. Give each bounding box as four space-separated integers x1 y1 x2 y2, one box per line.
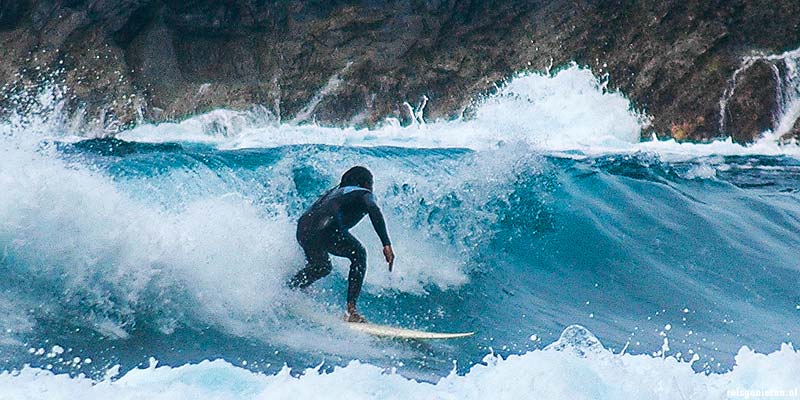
288 166 395 323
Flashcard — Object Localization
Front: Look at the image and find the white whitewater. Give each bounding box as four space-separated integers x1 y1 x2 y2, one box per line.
0 326 797 400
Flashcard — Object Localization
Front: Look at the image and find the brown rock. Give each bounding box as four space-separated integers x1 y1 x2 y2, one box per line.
0 0 798 144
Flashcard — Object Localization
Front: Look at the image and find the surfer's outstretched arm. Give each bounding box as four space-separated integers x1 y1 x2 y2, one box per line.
363 192 390 246
363 192 394 270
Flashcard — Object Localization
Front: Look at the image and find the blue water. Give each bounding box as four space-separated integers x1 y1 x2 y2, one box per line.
3 135 799 383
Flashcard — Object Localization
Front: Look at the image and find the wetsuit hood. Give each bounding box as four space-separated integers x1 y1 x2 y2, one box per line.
340 166 373 191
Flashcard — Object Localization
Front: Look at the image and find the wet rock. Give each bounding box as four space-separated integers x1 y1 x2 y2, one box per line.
0 0 798 142
724 60 779 144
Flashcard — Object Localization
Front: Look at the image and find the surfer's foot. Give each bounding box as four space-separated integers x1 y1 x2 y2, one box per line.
345 303 367 323
345 311 366 323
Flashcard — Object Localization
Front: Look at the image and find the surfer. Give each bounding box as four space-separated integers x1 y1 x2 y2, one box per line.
288 166 395 323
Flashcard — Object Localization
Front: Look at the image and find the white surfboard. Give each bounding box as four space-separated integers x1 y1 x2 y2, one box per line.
348 322 474 339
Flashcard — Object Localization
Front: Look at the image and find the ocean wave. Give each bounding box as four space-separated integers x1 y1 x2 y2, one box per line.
2 60 800 385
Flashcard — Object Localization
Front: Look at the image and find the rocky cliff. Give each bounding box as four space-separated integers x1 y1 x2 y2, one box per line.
1 0 799 143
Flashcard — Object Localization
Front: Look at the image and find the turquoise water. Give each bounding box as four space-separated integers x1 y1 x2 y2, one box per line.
2 137 799 382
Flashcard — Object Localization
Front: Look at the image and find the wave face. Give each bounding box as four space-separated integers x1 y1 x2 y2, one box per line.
1 66 799 396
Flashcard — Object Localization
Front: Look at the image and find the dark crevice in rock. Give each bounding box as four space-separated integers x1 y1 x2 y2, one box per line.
112 3 158 46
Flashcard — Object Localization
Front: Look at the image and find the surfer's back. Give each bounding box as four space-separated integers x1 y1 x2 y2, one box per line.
299 186 373 232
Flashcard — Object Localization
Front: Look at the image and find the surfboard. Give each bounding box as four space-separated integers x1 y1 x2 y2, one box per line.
347 322 474 339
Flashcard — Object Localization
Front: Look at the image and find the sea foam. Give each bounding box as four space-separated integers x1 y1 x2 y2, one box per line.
111 65 800 160
1 326 797 400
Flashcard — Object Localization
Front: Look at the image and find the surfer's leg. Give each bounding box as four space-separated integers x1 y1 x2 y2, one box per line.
328 232 367 305
288 243 333 289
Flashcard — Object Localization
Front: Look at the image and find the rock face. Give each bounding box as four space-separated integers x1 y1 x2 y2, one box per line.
1 0 800 141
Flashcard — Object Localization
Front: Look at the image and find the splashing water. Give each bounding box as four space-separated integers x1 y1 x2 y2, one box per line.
720 46 800 139
1 64 799 398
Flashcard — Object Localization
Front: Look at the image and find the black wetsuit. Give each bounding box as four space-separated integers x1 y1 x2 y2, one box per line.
289 186 391 304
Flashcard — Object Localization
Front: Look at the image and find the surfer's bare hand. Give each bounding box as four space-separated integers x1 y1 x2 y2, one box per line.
383 245 395 271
